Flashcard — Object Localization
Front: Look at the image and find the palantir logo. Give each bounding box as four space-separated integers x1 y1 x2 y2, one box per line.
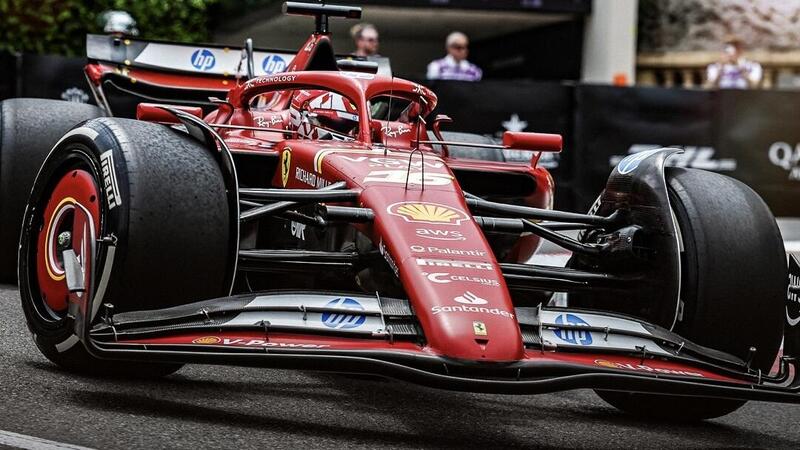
191 49 216 71
553 313 593 345
262 54 287 75
321 298 366 329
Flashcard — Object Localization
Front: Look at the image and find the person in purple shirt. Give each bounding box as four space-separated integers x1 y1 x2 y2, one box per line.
426 32 483 82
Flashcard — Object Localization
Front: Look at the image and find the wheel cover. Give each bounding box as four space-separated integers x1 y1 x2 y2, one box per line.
35 169 100 318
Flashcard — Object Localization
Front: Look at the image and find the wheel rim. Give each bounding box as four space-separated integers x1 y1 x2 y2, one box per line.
35 168 100 320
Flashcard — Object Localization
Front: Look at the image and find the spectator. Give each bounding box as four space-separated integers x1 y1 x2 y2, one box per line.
427 32 482 82
351 23 380 57
706 36 762 89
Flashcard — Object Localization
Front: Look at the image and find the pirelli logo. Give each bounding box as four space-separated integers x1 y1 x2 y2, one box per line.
100 150 122 210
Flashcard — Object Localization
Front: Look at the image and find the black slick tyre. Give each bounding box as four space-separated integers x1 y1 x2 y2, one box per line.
0 99 104 281
597 168 786 420
19 117 232 377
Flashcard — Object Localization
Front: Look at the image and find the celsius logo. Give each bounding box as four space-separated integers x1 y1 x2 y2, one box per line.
321 298 366 329
262 54 287 74
191 49 216 71
553 314 592 345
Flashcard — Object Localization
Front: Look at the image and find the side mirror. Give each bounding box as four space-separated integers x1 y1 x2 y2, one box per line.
502 131 562 152
432 114 453 157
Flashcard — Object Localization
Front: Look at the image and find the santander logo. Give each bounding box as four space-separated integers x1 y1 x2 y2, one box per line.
454 291 488 305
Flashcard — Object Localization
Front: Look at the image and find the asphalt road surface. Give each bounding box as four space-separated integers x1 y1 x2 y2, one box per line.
1 285 800 449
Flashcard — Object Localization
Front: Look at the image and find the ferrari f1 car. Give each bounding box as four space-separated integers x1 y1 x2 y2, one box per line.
4 2 800 421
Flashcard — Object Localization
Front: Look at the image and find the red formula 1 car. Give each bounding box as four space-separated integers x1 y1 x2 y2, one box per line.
4 2 800 421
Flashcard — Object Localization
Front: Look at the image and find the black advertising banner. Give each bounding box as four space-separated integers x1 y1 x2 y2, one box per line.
422 79 575 208
20 54 95 105
573 84 800 216
0 52 19 101
573 84 719 212
717 89 800 217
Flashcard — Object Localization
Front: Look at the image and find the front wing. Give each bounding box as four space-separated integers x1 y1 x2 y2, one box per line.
82 290 800 402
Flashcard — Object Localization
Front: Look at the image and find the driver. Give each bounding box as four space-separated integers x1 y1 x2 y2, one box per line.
289 90 359 140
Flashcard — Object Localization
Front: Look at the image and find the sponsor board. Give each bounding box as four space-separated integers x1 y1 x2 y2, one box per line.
594 359 704 378
424 272 500 286
416 258 493 271
769 141 800 181
388 202 469 226
363 170 453 186
100 150 122 209
191 336 329 348
410 245 486 257
415 228 466 241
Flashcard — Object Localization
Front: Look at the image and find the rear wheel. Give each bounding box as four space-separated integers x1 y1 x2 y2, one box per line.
19 118 232 376
597 168 786 420
0 99 104 281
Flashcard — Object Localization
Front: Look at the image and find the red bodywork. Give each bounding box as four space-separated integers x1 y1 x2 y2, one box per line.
84 31 753 386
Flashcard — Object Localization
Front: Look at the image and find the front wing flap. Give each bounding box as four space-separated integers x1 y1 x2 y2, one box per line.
83 290 800 403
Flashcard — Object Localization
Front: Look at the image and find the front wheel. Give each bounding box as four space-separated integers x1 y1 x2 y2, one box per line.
597 168 786 420
19 118 232 377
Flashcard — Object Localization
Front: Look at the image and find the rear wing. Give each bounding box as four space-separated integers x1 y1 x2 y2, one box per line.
85 34 391 117
87 34 297 78
87 34 391 79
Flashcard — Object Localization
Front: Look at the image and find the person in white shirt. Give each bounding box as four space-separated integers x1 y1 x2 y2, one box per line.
706 36 762 89
351 23 380 57
426 32 483 82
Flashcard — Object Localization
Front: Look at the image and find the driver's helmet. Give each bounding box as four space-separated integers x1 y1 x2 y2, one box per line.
289 90 359 140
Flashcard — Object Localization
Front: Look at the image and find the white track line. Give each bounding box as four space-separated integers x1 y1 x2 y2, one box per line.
0 430 95 450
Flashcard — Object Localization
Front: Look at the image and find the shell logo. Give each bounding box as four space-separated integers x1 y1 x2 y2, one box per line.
387 202 469 226
594 359 618 369
192 336 221 345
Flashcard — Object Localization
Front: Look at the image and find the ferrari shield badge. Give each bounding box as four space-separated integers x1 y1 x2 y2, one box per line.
281 147 291 187
473 320 488 336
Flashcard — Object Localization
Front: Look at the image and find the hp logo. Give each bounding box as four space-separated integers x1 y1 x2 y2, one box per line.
262 54 287 75
191 49 216 71
321 298 366 329
553 314 593 345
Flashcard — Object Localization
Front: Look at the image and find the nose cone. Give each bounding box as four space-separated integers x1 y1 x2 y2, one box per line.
403 259 525 361
366 190 525 363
